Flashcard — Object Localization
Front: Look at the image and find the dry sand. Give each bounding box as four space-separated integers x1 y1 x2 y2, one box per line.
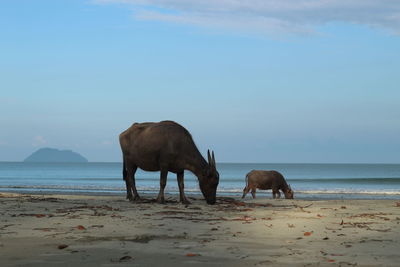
0 192 399 266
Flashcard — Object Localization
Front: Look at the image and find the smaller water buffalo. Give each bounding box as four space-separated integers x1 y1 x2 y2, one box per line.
242 170 294 199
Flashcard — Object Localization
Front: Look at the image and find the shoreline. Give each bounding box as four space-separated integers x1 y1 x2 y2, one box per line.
1 192 400 266
1 189 400 200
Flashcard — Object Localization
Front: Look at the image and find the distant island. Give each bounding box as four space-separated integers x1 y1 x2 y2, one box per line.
24 148 88 163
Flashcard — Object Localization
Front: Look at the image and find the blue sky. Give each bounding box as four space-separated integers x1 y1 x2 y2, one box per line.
1 0 400 163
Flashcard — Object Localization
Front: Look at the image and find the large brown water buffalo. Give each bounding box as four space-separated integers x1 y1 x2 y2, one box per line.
119 121 219 205
242 170 294 199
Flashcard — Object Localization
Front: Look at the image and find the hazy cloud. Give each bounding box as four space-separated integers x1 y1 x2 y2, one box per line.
95 0 400 34
32 136 47 147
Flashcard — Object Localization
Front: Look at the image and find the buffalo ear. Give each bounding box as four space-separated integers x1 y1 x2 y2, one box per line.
211 151 216 168
207 150 212 166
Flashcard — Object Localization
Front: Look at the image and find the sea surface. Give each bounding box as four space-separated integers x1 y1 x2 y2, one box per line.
1 162 400 199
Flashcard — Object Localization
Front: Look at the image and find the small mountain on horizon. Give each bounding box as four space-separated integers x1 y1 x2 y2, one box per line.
24 148 88 163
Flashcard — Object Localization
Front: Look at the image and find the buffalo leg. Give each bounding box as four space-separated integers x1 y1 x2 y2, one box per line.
124 176 132 200
126 165 140 201
277 191 281 199
123 162 130 199
156 169 168 204
131 166 140 200
272 189 278 199
251 188 256 199
242 186 250 198
177 171 190 204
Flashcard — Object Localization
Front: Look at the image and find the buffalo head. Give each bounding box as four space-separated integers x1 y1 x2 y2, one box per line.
199 150 219 204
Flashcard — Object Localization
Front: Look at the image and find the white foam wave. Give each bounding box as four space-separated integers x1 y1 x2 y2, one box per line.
294 190 400 195
1 185 400 195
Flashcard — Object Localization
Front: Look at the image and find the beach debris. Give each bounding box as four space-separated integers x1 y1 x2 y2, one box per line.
232 215 256 222
348 212 392 220
163 206 179 210
240 208 254 212
341 206 347 209
186 253 200 257
66 215 80 219
57 244 68 249
395 202 400 207
229 200 246 206
369 239 394 242
339 220 391 232
24 196 60 203
367 228 391 232
81 233 187 243
342 221 374 228
90 225 104 228
127 234 156 243
93 211 106 216
110 255 134 262
320 250 328 256
119 256 133 262
257 260 274 265
304 231 313 236
16 213 53 218
0 224 14 230
76 225 86 230
33 228 56 232
155 210 202 216
56 205 120 214
293 203 313 213
287 223 295 228
323 237 329 240
327 259 336 263
217 197 273 208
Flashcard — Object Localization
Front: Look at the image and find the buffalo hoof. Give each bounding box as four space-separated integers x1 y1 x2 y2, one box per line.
128 195 141 202
181 198 191 205
156 196 165 204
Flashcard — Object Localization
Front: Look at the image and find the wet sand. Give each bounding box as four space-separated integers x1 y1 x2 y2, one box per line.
0 192 399 266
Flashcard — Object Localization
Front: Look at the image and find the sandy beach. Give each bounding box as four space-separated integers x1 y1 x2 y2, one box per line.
0 192 399 266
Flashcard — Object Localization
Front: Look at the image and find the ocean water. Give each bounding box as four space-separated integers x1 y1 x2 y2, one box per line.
0 162 400 199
